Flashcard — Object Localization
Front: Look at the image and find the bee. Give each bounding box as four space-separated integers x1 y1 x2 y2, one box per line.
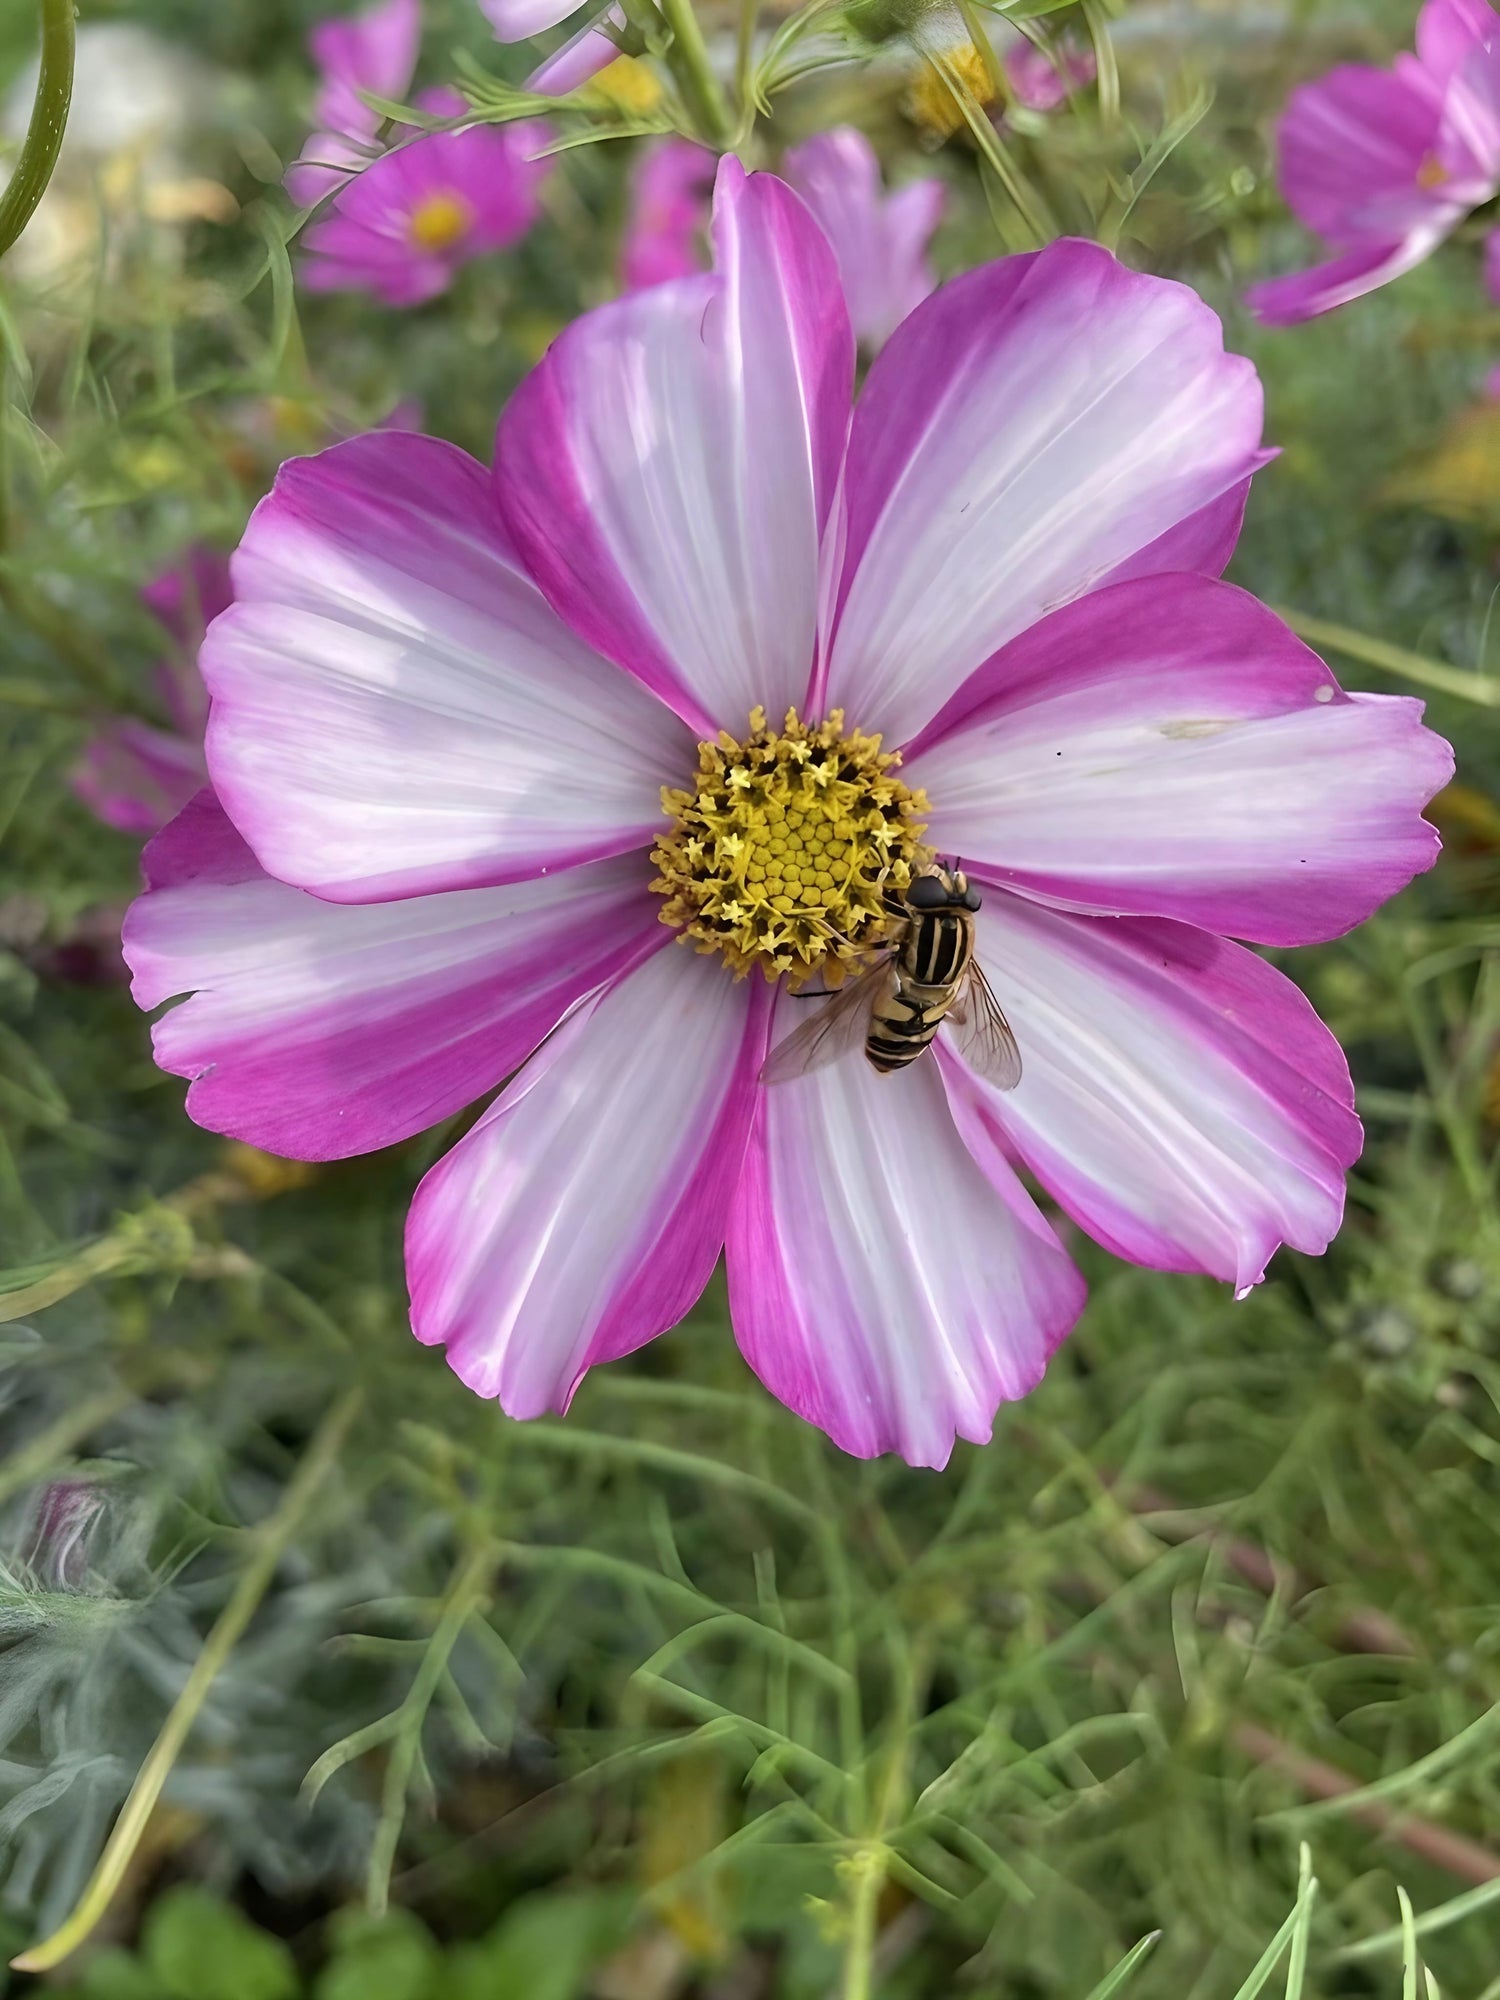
760 864 1022 1090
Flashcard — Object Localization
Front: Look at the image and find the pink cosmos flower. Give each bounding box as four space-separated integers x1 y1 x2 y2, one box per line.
623 130 942 352
783 129 944 351
1248 0 1500 325
1004 39 1097 112
621 138 717 290
300 89 550 305
286 0 422 206
72 551 228 836
124 162 1452 1469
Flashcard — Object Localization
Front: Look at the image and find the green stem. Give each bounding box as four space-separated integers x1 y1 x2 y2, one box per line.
839 1638 927 2000
1080 0 1119 126
365 1540 496 1914
10 1390 363 1974
0 1387 136 1506
840 1848 885 2000
0 0 76 260
658 0 733 147
1277 606 1499 707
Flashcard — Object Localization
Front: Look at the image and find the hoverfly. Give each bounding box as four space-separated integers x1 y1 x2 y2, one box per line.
760 864 1022 1089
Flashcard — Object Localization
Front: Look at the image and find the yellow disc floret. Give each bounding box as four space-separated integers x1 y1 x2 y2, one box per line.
408 192 473 252
907 43 998 141
583 56 666 117
652 708 928 982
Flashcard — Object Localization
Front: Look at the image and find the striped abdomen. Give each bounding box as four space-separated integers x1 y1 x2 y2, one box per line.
863 908 975 1074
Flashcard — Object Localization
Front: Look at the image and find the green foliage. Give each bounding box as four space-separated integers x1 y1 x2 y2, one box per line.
29 1891 640 2000
140 1888 299 2000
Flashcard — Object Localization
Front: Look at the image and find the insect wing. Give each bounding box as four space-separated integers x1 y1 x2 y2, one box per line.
948 963 1022 1091
759 970 882 1085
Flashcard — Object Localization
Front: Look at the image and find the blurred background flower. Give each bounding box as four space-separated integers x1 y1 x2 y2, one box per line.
70 552 228 839
300 88 551 303
1247 0 1500 322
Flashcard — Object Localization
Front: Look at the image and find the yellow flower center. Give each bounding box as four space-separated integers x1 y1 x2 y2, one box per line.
1416 154 1450 191
584 56 666 117
407 192 473 252
651 707 928 982
908 43 998 141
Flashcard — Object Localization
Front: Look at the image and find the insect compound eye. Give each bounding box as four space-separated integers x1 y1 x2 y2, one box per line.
906 873 949 910
962 884 984 912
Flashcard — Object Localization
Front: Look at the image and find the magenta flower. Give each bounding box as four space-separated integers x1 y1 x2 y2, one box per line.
624 130 942 352
125 163 1451 1468
72 551 228 836
300 90 550 305
286 0 422 206
1004 39 1096 112
621 138 717 290
783 129 944 350
1248 0 1500 325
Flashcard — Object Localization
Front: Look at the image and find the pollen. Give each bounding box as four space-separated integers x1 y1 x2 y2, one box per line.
1416 154 1449 191
407 191 473 252
652 708 928 981
907 43 998 141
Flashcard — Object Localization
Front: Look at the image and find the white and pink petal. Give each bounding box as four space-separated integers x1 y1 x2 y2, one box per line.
727 1016 1086 1468
124 791 662 1160
408 946 770 1416
497 157 854 738
525 9 624 94
904 576 1451 946
205 431 689 902
72 720 206 837
820 237 1266 746
1102 474 1258 587
951 894 1363 1294
1246 231 1456 326
481 0 584 39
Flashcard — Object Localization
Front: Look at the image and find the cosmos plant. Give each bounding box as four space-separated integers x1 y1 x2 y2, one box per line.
286 0 421 204
1249 0 1500 324
299 87 550 304
124 160 1451 1468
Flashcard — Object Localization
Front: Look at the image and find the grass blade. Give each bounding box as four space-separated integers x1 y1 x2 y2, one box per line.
1083 1930 1162 1999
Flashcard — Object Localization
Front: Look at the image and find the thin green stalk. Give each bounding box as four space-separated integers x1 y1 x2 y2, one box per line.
839 1637 927 2000
932 48 1052 247
840 1846 885 2000
1080 0 1119 126
0 1388 136 1506
11 1389 363 1974
1277 606 1499 707
1338 1876 1500 1962
733 0 758 134
658 0 733 146
955 0 1006 101
366 1540 496 1913
0 0 75 259
1083 1932 1163 2000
